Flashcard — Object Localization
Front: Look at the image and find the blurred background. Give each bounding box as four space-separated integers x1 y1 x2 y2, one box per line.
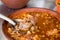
0 0 56 40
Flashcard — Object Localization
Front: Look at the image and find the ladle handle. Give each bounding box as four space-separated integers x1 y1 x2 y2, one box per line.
0 13 16 26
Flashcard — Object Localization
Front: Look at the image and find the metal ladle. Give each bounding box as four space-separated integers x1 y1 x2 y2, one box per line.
0 13 16 26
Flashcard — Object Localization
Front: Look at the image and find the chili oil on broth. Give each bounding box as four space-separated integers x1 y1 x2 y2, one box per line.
7 12 60 40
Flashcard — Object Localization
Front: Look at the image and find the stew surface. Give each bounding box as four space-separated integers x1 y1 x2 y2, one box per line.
7 12 60 40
